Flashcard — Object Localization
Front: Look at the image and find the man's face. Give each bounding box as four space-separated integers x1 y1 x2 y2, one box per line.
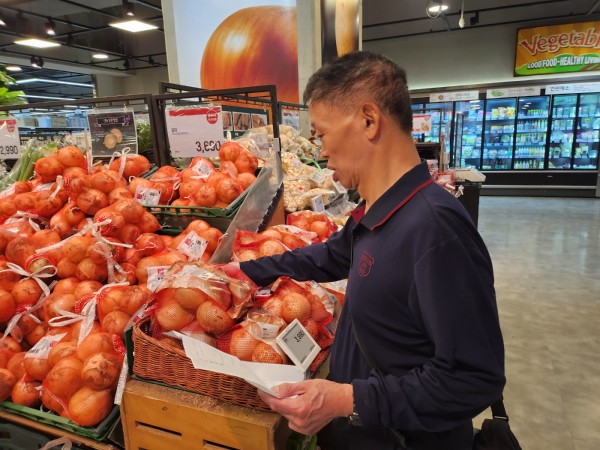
309 101 367 190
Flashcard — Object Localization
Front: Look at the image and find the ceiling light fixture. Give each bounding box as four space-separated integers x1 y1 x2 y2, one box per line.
0 16 6 27
109 19 158 32
45 18 56 35
15 78 94 88
458 1 465 28
427 1 448 14
30 56 44 68
16 38 61 48
92 53 109 60
123 0 135 17
19 94 76 101
5 66 22 72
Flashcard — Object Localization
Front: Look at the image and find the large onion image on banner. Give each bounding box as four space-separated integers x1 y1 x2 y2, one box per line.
200 6 299 103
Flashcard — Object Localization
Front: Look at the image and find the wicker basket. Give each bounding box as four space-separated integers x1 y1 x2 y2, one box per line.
131 318 271 411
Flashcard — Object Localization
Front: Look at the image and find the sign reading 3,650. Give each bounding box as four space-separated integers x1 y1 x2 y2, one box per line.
0 145 19 156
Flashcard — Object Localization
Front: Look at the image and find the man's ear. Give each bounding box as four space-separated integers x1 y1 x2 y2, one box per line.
360 102 380 140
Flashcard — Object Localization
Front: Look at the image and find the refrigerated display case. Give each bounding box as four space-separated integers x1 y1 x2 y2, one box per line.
574 94 599 169
483 98 516 170
454 100 483 168
514 96 549 170
548 95 577 169
411 102 452 153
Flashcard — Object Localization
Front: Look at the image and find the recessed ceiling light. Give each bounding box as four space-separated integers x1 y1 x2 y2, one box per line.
109 20 158 33
5 66 22 72
15 38 61 48
428 4 449 13
92 53 109 60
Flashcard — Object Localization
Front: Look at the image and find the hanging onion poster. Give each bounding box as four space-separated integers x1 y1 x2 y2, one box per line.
87 110 137 157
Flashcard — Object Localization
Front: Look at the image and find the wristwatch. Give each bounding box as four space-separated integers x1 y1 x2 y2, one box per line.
348 403 362 427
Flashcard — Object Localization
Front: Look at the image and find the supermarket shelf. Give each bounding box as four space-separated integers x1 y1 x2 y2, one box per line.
516 130 547 133
485 118 516 121
515 155 545 158
518 116 549 119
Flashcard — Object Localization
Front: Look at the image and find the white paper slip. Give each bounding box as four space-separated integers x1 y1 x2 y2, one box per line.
175 332 305 396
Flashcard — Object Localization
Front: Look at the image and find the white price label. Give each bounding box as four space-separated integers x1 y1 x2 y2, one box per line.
135 187 161 206
25 333 67 359
276 319 321 372
255 288 272 299
165 105 224 158
176 230 208 261
257 322 281 339
310 170 327 185
311 195 325 212
191 160 214 179
0 118 20 160
332 180 347 195
254 132 269 150
147 266 172 292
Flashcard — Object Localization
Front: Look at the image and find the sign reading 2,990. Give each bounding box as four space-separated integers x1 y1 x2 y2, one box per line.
0 118 21 160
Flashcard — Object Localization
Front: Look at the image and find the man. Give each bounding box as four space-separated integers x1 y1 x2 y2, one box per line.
239 51 505 450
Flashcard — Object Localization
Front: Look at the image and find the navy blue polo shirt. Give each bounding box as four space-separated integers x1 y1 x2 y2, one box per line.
241 161 505 449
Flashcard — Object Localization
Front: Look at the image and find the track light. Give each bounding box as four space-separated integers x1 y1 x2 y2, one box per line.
470 11 479 26
45 18 56 35
123 58 130 69
30 56 44 69
148 56 155 65
458 1 465 28
123 0 134 17
0 16 6 27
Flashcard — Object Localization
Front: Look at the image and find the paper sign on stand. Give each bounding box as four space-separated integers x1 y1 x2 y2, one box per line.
0 118 21 159
165 105 224 158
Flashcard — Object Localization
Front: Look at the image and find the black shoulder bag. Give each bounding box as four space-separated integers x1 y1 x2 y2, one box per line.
351 321 522 450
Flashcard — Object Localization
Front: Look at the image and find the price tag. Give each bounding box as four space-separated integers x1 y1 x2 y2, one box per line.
176 230 208 261
25 333 67 359
311 195 325 212
310 170 327 185
332 180 347 195
191 159 214 179
276 319 321 372
165 105 224 158
135 187 161 206
147 266 171 292
256 322 281 339
255 288 272 299
0 118 21 159
253 132 269 150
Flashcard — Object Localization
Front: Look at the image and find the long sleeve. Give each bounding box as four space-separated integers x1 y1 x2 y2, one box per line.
240 219 354 287
352 237 505 432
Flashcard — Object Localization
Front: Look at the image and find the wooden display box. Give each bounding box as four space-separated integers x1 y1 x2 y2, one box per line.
121 379 291 450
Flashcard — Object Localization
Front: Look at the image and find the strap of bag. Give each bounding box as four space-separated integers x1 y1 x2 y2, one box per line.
351 318 510 423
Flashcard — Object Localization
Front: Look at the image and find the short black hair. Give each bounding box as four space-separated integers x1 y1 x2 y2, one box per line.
303 51 413 134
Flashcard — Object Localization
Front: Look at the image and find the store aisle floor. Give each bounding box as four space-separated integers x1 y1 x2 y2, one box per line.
473 196 600 450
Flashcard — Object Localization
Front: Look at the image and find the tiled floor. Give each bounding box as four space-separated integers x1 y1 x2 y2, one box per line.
473 196 600 450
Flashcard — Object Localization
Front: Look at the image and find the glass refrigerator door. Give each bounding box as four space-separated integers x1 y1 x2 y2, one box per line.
548 95 577 169
574 94 599 169
483 98 516 170
411 104 425 141
514 96 549 170
425 102 453 153
454 100 483 168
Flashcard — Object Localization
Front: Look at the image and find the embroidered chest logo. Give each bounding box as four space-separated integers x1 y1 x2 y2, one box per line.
358 251 375 277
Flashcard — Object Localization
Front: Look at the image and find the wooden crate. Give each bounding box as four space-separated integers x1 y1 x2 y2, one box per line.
121 379 291 450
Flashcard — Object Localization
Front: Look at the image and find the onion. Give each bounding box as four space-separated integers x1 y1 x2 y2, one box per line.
138 212 161 234
110 155 150 178
115 262 137 285
179 179 205 200
53 277 80 296
48 341 77 367
45 356 83 399
119 286 148 315
68 321 102 344
90 171 117 194
68 386 113 426
216 177 242 204
220 160 239 179
56 146 86 168
5 237 36 269
63 236 95 263
93 211 125 236
174 287 210 310
0 335 21 354
234 151 258 174
76 332 117 362
16 315 39 336
196 300 234 336
75 258 108 283
76 189 109 215
309 295 330 322
73 280 102 300
251 342 285 364
11 376 41 407
218 142 244 163
44 293 76 321
56 258 78 279
0 289 16 322
237 172 256 190
7 352 26 379
101 310 130 339
35 157 64 183
281 293 312 323
302 318 320 341
0 262 20 291
31 229 62 250
135 233 165 257
155 295 194 331
81 352 121 390
190 184 217 207
41 387 66 414
206 171 228 189
117 224 141 245
63 166 87 182
229 328 259 361
310 220 331 240
259 240 286 257
0 368 17 401
0 349 10 368
25 324 48 346
34 191 66 217
23 355 52 381
108 187 133 204
237 249 259 262
112 199 145 224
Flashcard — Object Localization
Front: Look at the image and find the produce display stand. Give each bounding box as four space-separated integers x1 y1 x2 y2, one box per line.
0 94 163 166
120 379 293 450
0 410 122 450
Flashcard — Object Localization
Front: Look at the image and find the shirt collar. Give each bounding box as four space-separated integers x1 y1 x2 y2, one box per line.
351 161 433 231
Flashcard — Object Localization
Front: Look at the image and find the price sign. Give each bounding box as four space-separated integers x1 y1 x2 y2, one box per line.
176 230 208 261
276 319 321 371
134 187 161 206
147 266 172 292
0 118 21 159
311 195 325 212
165 105 224 158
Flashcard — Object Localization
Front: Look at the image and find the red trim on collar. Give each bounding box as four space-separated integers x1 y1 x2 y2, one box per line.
351 204 366 223
369 178 434 230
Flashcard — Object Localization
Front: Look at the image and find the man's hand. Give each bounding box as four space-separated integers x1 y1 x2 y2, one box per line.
257 379 353 435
